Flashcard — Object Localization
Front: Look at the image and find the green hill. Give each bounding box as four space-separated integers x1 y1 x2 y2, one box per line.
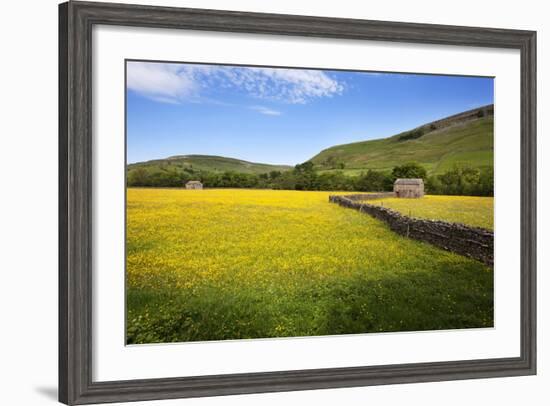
128 154 292 174
310 105 494 175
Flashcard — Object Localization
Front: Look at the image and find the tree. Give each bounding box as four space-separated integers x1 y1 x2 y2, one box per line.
477 167 494 196
391 162 427 181
294 161 315 173
428 166 493 196
425 175 442 194
273 171 297 190
127 167 149 186
293 161 317 190
398 128 424 141
356 170 391 192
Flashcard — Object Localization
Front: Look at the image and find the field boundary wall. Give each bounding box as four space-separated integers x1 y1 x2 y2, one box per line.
329 194 494 267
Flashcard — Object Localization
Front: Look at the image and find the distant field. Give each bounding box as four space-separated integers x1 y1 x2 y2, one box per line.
126 188 493 344
128 154 292 175
366 195 494 230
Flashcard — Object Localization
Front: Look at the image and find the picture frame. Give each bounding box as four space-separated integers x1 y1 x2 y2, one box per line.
59 1 537 404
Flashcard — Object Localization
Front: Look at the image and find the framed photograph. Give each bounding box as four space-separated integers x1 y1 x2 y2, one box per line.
59 1 536 404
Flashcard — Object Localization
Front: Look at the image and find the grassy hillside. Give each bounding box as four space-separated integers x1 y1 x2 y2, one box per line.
310 105 493 175
128 154 292 175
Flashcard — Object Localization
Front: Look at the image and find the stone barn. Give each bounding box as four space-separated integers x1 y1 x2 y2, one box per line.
185 180 203 190
394 178 424 198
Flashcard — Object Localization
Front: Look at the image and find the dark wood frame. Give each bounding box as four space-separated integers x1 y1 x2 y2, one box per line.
59 1 537 404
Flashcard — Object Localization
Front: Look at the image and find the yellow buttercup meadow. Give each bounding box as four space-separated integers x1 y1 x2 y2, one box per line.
126 188 493 344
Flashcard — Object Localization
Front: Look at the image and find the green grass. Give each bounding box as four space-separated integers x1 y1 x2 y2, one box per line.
310 116 493 175
128 154 292 175
126 188 493 344
366 195 494 230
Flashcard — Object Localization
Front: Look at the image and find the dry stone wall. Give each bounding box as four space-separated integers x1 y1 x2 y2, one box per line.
329 194 494 267
341 192 396 201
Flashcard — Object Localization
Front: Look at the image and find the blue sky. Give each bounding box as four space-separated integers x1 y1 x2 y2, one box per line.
126 61 494 165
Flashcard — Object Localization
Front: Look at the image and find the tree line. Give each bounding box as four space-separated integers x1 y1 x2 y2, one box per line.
127 161 493 196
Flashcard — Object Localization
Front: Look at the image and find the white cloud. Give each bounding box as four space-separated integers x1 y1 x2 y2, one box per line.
249 105 282 116
127 62 345 104
126 62 197 104
213 66 345 104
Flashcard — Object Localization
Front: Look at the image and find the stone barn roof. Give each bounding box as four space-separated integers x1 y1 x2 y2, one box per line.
394 178 424 185
186 180 202 184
